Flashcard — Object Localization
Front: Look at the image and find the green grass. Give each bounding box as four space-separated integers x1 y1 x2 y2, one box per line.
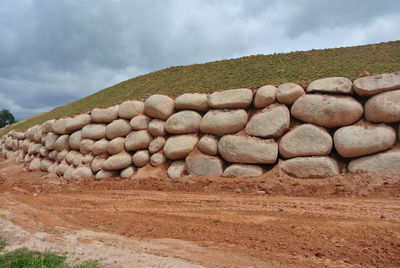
3 40 400 135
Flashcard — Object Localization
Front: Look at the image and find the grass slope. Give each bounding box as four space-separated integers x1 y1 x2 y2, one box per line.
5 40 400 134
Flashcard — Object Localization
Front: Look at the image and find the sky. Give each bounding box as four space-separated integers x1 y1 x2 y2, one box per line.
1 0 399 121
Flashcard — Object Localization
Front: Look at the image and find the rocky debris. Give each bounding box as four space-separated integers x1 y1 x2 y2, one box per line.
148 136 166 154
118 100 144 119
106 119 132 139
334 121 396 158
348 149 400 174
307 77 353 94
91 106 119 123
167 160 186 179
79 139 94 155
81 124 107 140
95 169 119 180
218 135 278 164
130 115 152 130
144 94 175 120
280 156 340 178
198 135 218 155
102 152 132 171
71 166 93 179
125 130 152 151
245 104 290 138
92 139 109 155
108 137 125 155
200 109 248 136
120 166 135 179
65 114 91 133
150 152 167 167
279 124 332 158
132 150 150 167
32 126 42 142
28 143 41 155
54 135 70 151
291 94 363 128
148 120 166 136
276 83 305 105
208 88 253 109
364 90 400 123
174 93 209 111
353 72 400 97
47 150 58 161
164 135 198 160
165 110 202 134
185 153 224 176
29 158 41 171
53 118 69 134
223 164 263 178
45 133 59 150
253 85 277 108
69 131 82 150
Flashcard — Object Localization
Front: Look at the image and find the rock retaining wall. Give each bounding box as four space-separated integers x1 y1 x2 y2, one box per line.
2 72 400 179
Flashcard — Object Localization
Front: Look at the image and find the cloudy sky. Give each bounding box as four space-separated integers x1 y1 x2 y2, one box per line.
1 0 399 120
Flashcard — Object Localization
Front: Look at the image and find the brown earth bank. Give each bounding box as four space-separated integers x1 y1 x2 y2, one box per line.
0 155 400 267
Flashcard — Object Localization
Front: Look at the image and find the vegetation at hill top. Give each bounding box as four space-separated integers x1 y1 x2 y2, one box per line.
3 40 400 135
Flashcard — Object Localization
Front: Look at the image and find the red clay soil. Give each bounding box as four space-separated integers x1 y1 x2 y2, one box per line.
0 155 399 267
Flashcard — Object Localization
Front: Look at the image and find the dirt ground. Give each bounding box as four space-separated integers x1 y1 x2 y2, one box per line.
0 156 399 267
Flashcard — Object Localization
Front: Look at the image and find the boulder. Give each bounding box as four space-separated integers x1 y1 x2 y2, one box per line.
198 135 218 155
56 149 69 162
280 156 340 178
150 152 167 167
105 119 132 139
82 154 94 164
200 109 248 136
53 118 68 134
245 104 290 138
91 106 119 123
307 77 353 94
54 135 70 151
95 170 119 180
14 132 25 140
291 94 363 128
28 143 41 155
48 163 58 174
45 133 59 150
223 164 263 178
208 88 253 109
91 155 107 173
279 124 332 158
118 100 145 119
42 119 56 134
81 124 106 140
148 136 166 154
72 152 84 167
167 160 187 179
186 153 224 176
65 151 78 165
39 147 49 157
65 114 91 133
174 93 209 111
108 137 125 155
47 150 58 161
120 166 135 179
353 72 400 97
144 94 175 120
79 139 94 155
165 110 202 134
63 165 75 179
130 115 151 130
334 122 396 158
365 90 400 123
148 120 166 136
348 149 400 175
132 150 150 167
71 166 93 179
102 152 132 171
253 85 277 108
69 130 82 150
29 158 41 171
276 83 305 105
32 126 42 142
92 139 109 155
218 135 278 164
163 135 198 160
22 140 30 153
40 159 52 172
125 130 152 151
56 162 68 176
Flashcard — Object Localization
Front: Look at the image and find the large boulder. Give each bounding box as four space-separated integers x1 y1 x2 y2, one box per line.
353 72 400 97
291 94 363 128
253 85 276 108
53 118 68 134
91 155 107 173
45 133 59 150
334 121 396 158
223 164 263 178
144 94 175 120
148 120 166 136
245 104 290 138
307 77 353 94
174 93 209 111
218 135 278 164
72 152 84 167
118 100 144 119
108 137 125 155
164 135 198 160
125 130 152 151
91 106 119 123
66 151 78 165
95 170 119 180
200 109 248 136
198 135 218 155
42 119 56 134
120 166 135 179
69 130 82 150
29 158 41 171
54 135 70 151
102 152 132 171
185 153 223 176
364 90 400 123
208 88 253 109
92 139 109 155
81 124 107 140
130 115 151 130
105 119 131 139
148 136 166 154
40 159 52 172
167 160 187 179
132 150 150 167
71 166 93 179
276 83 305 105
280 156 340 178
79 139 94 155
165 110 202 134
279 124 332 158
56 149 69 162
150 152 167 167
65 114 91 133
348 149 400 174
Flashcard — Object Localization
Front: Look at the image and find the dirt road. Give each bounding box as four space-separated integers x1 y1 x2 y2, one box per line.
0 156 399 267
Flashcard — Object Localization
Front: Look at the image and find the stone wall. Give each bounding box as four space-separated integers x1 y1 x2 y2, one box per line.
1 72 400 179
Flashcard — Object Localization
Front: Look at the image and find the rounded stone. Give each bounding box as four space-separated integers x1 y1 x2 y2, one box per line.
71 167 93 179
280 156 340 178
125 130 152 151
118 100 145 119
144 94 175 120
92 139 109 155
69 131 82 150
148 120 166 137
307 77 353 94
348 149 400 175
167 160 187 179
79 139 94 155
353 72 400 97
185 153 223 176
106 119 132 139
102 152 132 171
253 85 277 108
81 124 107 140
65 114 91 133
66 151 78 165
276 83 305 105
53 118 69 134
200 109 248 136
95 170 119 180
56 149 69 162
45 133 59 150
91 155 107 173
40 159 52 172
174 93 209 111
208 88 253 109
42 119 56 134
130 115 151 130
165 110 202 134
29 158 41 171
148 136 166 154
72 153 84 167
120 166 135 179
132 150 150 167
164 135 198 160
198 135 218 155
108 137 125 155
223 164 263 178
91 106 119 123
54 135 70 151
365 90 400 123
150 152 167 167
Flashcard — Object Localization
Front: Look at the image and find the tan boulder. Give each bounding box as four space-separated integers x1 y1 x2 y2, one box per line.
63 165 75 179
165 110 202 134
92 139 109 155
65 114 91 133
307 77 353 94
40 159 52 172
280 156 340 178
72 152 84 166
79 139 94 155
65 150 78 165
71 166 93 179
167 160 187 179
91 106 119 123
218 135 278 164
174 93 208 111
150 152 167 167
95 170 119 180
53 118 68 134
105 119 132 139
108 137 125 155
186 153 223 176
48 163 58 174
29 158 41 171
208 88 253 109
120 166 135 179
164 135 198 160
118 100 144 119
42 119 56 134
54 135 70 151
69 130 82 150
130 115 151 130
81 124 106 140
365 90 400 123
148 136 166 154
91 155 107 173
253 85 277 108
125 130 152 151
279 124 332 158
102 152 132 171
56 149 69 162
148 120 166 136
200 109 248 136
45 133 59 150
198 135 218 155
47 150 58 161
348 149 400 174
276 83 305 105
32 126 42 142
132 150 150 167
223 164 263 178
291 94 363 128
82 154 94 164
144 94 175 120
353 72 400 97
56 162 68 176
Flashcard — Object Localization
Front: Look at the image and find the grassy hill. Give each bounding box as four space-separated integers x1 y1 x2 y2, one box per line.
3 40 400 135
